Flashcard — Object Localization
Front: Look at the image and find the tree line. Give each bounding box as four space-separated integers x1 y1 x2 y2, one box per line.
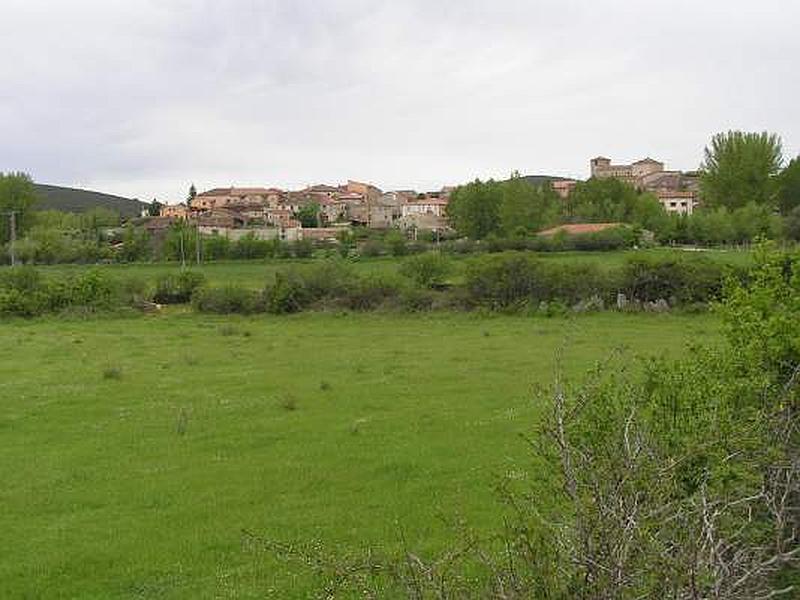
447 131 800 243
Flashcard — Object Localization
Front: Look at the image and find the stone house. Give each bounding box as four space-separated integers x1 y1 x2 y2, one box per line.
656 190 697 215
160 203 190 218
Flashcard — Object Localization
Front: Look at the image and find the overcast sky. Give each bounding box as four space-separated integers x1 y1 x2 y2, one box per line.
1 0 798 203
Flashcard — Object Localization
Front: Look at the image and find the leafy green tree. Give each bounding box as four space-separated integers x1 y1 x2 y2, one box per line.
688 208 735 245
784 206 800 241
187 183 197 205
147 199 163 217
567 177 641 223
499 173 559 235
296 202 320 228
0 172 38 244
776 156 800 215
119 225 150 262
700 130 783 209
730 203 774 243
631 192 670 233
447 179 503 239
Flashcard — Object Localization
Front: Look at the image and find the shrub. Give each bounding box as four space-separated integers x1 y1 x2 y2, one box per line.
359 240 384 257
263 270 310 314
153 270 207 304
339 275 401 311
386 231 408 256
399 252 451 288
262 261 361 313
229 233 273 259
441 238 478 255
0 267 147 316
621 256 728 304
191 285 263 314
465 253 542 310
202 235 231 260
464 252 613 309
292 239 314 259
398 287 436 311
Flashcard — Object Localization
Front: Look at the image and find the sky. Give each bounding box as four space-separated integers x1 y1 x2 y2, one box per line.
1 0 798 203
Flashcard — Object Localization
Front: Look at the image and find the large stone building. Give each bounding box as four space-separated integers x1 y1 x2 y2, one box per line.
590 157 665 185
590 156 700 214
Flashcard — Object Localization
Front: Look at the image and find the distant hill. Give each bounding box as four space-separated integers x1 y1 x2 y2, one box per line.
34 184 147 217
520 174 576 187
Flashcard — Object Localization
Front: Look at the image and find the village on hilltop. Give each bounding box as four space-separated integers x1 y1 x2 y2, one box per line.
154 156 701 241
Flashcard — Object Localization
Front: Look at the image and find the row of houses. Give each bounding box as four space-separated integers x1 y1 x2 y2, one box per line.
159 180 452 240
154 156 698 241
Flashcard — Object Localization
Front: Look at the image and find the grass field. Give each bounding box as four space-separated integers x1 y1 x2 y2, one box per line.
16 247 754 289
0 310 721 598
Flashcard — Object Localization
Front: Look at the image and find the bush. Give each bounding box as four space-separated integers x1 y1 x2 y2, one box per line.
398 287 436 311
263 270 311 314
191 285 264 314
0 267 137 316
153 270 207 304
229 233 273 259
339 275 401 311
359 240 384 257
292 239 314 259
386 231 408 256
464 252 612 310
399 252 451 288
621 256 730 304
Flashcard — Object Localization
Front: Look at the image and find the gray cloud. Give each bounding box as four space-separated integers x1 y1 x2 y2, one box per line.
1 0 798 201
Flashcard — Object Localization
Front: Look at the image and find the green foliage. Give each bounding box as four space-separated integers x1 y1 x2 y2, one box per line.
701 130 784 209
464 253 613 309
153 270 207 304
499 172 560 236
296 202 321 228
621 255 732 303
399 252 451 288
721 242 800 379
202 234 231 260
147 199 163 216
776 155 800 215
385 230 407 256
784 206 800 241
119 225 150 262
190 285 264 314
291 239 314 259
0 267 134 316
359 240 384 257
228 233 273 260
448 175 560 239
0 172 39 245
566 177 647 223
447 179 503 239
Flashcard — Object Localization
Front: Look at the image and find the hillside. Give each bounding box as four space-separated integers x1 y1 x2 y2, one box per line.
520 174 575 186
34 184 147 217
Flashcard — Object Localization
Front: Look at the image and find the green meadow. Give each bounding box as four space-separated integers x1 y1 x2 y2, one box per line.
0 310 720 598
